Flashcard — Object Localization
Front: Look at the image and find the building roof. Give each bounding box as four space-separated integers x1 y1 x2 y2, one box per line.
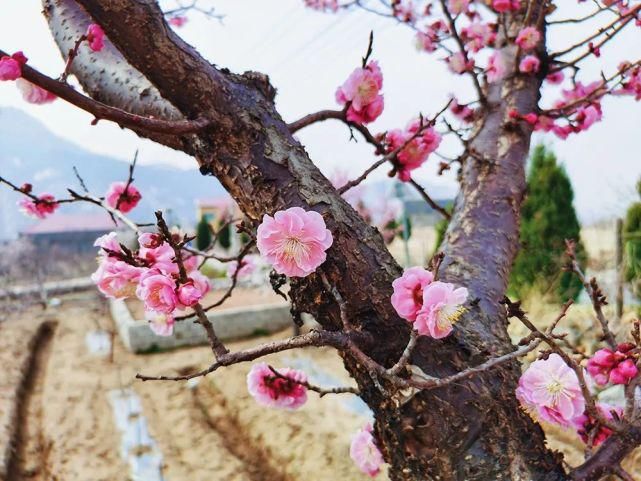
21 213 119 235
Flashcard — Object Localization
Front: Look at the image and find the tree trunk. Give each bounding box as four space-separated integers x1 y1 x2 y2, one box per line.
43 1 568 479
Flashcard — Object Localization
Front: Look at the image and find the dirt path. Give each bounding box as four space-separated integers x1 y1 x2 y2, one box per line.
7 322 55 481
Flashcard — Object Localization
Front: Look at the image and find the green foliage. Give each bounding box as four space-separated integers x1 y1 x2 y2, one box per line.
624 185 641 296
432 203 453 256
509 145 586 302
196 215 212 251
217 220 232 249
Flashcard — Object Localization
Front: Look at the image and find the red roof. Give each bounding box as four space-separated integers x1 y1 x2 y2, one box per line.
21 213 119 235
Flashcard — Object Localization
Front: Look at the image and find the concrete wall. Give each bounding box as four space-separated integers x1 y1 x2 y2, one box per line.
110 298 292 353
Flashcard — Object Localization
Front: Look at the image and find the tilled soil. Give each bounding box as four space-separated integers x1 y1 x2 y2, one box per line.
0 292 371 481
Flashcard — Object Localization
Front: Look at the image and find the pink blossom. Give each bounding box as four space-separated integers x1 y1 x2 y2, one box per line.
413 281 468 338
486 50 506 83
139 242 176 269
515 27 541 50
94 232 122 256
386 121 442 182
492 0 521 13
86 24 105 52
350 424 384 477
138 232 163 249
610 359 638 385
16 79 56 104
146 311 175 337
415 30 438 53
574 404 621 447
256 207 333 277
516 353 585 427
447 0 470 15
177 280 205 307
447 52 474 74
461 22 496 52
92 260 144 299
391 267 434 322
0 52 26 81
616 63 641 100
136 271 178 314
105 181 142 213
17 193 59 219
336 61 384 124
450 98 475 123
304 0 339 11
227 255 257 278
587 344 638 386
574 105 601 132
168 15 188 27
519 55 540 74
246 362 308 409
546 71 564 85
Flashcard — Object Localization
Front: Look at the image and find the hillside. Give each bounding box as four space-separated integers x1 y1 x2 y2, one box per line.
0 108 225 239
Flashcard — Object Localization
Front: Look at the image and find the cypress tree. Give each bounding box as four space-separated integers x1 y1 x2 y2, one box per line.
196 215 212 251
509 144 586 302
624 179 641 297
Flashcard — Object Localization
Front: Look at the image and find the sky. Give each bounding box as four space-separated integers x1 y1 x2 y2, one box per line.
0 0 640 223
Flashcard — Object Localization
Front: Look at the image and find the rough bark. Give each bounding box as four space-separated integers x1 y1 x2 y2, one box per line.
42 1 569 479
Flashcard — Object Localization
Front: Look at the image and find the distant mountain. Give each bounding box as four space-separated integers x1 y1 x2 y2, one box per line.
0 108 225 240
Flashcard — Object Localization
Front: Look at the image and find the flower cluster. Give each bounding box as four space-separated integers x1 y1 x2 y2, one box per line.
485 50 506 83
536 81 605 139
460 22 496 53
586 344 639 386
515 27 541 51
246 363 308 409
415 21 449 53
385 119 442 182
350 424 384 477
336 61 384 124
574 403 622 447
616 62 641 100
391 267 468 339
91 231 210 337
256 207 333 278
18 192 59 219
519 55 540 74
105 181 142 213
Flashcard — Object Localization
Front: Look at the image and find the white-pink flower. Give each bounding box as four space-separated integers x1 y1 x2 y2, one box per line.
105 181 142 213
227 255 257 279
391 267 434 322
413 281 468 339
486 50 506 83
447 0 470 15
92 260 144 299
136 271 178 314
447 52 474 74
246 363 308 410
350 424 384 477
146 311 175 337
16 79 56 104
256 207 333 277
516 353 585 427
515 27 541 51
